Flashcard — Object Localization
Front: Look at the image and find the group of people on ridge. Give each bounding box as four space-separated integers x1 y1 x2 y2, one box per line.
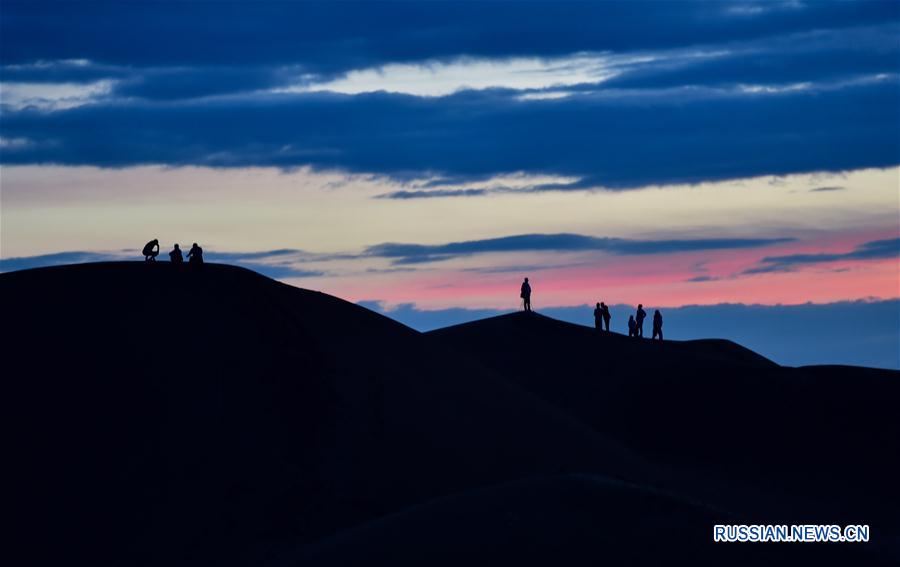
601 302 663 339
623 304 663 340
522 277 664 340
142 239 204 265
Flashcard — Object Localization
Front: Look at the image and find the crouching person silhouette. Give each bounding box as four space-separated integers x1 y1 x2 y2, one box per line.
187 242 204 265
142 239 159 262
169 243 183 264
628 315 636 337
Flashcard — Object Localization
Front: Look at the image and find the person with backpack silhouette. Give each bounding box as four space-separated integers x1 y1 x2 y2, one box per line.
652 309 663 340
635 304 647 338
520 277 532 312
186 242 204 265
169 243 183 264
142 239 159 262
628 315 636 337
601 302 611 331
594 302 603 331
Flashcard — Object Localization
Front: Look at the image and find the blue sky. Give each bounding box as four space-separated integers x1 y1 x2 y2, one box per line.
1 1 898 368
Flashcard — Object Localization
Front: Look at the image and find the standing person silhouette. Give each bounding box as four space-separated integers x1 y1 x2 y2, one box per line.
594 302 602 331
635 304 647 337
142 239 159 262
652 310 664 340
186 242 204 265
169 243 183 264
628 315 636 337
601 302 611 331
520 277 532 312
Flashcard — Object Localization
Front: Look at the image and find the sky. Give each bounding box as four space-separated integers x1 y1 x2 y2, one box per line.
1 1 898 368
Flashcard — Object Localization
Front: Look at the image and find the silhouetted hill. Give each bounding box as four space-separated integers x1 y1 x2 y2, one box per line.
428 311 900 557
3 263 898 565
6 262 644 565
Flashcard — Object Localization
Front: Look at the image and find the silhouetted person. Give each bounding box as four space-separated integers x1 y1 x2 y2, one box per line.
520 277 532 312
601 302 611 331
594 302 602 331
628 315 636 337
187 242 203 265
169 243 183 264
635 304 647 338
652 309 663 340
142 239 159 262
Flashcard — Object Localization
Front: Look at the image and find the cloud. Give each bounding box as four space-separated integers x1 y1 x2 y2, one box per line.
463 262 592 274
289 55 616 97
600 24 899 91
745 237 900 274
3 2 894 73
375 177 592 199
363 233 793 264
0 79 114 110
203 248 308 262
360 299 900 369
808 186 845 192
111 66 293 101
2 2 898 187
377 188 490 199
0 59 124 84
3 79 898 188
0 250 127 272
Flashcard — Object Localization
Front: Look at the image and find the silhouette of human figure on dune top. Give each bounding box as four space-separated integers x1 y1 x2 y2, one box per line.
635 304 647 338
187 242 204 265
169 243 183 264
142 239 159 262
520 277 532 312
653 309 664 341
594 302 602 331
628 315 636 337
601 302 611 331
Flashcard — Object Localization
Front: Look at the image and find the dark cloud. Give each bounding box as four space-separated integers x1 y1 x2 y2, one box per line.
110 66 298 101
0 251 125 272
745 237 900 274
600 24 900 90
235 265 325 279
3 80 898 188
376 179 603 199
0 60 128 84
377 188 491 199
204 249 306 262
808 186 845 192
3 1 894 72
360 299 900 369
364 233 793 265
463 262 591 274
2 2 898 187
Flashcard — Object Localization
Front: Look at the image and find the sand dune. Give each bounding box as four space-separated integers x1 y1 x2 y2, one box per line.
3 263 897 565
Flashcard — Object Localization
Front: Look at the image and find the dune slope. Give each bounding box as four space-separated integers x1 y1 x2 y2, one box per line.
427 311 900 543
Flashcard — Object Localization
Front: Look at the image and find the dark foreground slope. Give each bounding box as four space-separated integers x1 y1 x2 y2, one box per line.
428 312 900 554
3 262 642 565
3 264 897 566
289 475 877 567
